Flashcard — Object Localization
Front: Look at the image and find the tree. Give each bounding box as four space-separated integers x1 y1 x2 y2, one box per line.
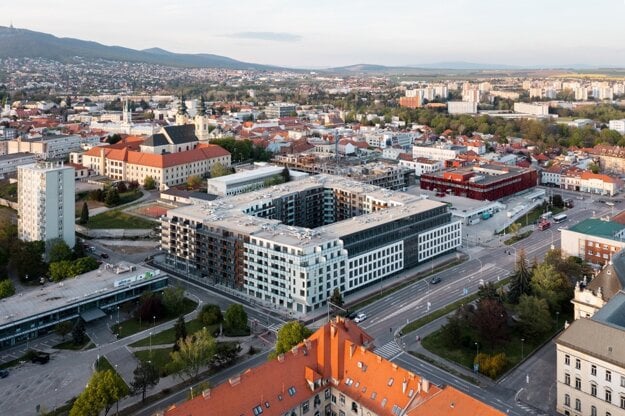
143 175 156 190
508 249 532 304
471 298 508 348
116 181 128 193
0 279 15 299
210 162 231 178
187 175 202 189
106 134 122 145
329 288 344 307
72 318 86 346
475 352 508 379
55 321 73 341
588 162 600 174
131 360 159 402
199 304 223 326
136 291 164 321
173 315 187 353
552 194 564 209
439 315 464 349
517 295 552 339
162 286 185 317
531 262 572 313
211 342 241 369
70 370 128 416
270 321 313 359
48 239 73 263
477 282 503 302
79 201 90 225
223 303 248 336
170 327 217 381
12 240 46 281
105 188 121 207
508 222 521 236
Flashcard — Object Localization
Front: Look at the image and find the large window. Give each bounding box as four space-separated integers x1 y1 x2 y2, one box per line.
575 399 581 411
564 394 570 407
591 383 597 397
606 389 612 404
565 355 570 366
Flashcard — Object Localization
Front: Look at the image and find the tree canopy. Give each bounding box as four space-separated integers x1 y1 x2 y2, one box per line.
170 327 217 381
271 321 313 359
70 370 128 416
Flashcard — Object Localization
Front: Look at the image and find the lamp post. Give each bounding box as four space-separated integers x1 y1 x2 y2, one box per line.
115 364 120 416
116 306 120 325
149 331 152 355
475 342 479 357
521 338 525 361
190 386 194 399
153 315 156 328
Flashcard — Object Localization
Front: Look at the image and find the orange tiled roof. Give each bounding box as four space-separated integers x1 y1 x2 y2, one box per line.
164 318 504 416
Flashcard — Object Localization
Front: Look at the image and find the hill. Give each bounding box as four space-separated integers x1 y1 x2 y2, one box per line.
0 26 279 70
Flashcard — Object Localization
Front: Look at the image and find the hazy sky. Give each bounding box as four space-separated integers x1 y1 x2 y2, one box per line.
2 0 625 68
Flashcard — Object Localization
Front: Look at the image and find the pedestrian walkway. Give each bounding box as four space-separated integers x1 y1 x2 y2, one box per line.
374 340 404 360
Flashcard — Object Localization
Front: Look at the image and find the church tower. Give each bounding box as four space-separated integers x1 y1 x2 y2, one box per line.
175 95 189 126
194 96 210 142
122 99 132 125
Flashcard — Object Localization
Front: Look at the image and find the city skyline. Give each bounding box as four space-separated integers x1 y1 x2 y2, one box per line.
2 0 625 68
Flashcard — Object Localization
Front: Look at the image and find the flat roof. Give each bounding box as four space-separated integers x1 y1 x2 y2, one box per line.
0 263 165 329
422 164 534 184
206 165 284 186
568 218 625 240
167 174 448 248
0 152 36 161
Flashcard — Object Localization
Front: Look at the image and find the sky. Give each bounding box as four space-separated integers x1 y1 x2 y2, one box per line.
2 0 625 68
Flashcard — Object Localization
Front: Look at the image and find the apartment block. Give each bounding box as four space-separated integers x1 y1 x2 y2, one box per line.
17 162 75 248
161 175 461 314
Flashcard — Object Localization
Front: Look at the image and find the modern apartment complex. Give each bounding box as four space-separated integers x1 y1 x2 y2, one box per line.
17 162 75 248
265 102 297 118
163 317 505 416
560 219 625 265
161 175 462 314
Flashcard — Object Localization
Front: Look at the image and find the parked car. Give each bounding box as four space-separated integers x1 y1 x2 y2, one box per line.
100 253 109 259
0 368 8 378
354 313 367 323
30 350 50 365
430 276 442 284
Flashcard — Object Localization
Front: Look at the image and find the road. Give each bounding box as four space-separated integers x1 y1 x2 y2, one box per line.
353 198 612 415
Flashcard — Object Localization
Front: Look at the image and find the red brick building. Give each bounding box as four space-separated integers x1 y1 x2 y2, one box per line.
420 164 538 200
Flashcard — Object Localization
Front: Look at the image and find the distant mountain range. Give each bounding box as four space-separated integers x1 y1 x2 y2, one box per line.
0 26 611 73
0 26 279 70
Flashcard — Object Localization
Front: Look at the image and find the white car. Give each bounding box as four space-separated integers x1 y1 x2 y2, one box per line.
354 313 367 323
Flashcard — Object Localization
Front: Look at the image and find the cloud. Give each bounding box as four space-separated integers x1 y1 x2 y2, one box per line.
226 32 302 42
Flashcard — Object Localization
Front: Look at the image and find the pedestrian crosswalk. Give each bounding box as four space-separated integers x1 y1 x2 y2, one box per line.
267 323 283 333
375 340 404 360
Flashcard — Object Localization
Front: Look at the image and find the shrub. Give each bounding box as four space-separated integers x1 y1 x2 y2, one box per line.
199 304 223 326
475 352 508 379
0 279 15 299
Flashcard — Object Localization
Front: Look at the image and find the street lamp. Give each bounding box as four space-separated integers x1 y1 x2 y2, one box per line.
153 315 156 327
475 342 479 357
521 338 525 361
116 306 120 325
149 331 152 355
115 365 120 416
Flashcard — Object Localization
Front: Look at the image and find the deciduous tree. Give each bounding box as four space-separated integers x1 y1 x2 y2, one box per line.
70 370 128 416
131 360 159 402
270 321 313 359
173 315 187 353
517 295 552 339
471 299 508 349
162 286 185 317
170 328 217 381
199 304 223 326
223 303 248 336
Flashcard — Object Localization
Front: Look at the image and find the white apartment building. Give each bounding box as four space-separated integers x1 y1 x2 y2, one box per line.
513 102 550 117
412 144 463 161
609 120 625 134
575 87 589 101
18 162 75 248
0 152 38 177
399 157 444 177
8 134 101 160
448 101 478 114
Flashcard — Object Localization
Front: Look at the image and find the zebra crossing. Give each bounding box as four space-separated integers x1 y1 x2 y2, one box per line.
374 340 404 360
267 323 283 333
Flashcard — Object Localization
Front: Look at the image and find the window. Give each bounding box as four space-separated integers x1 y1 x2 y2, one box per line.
575 378 581 390
302 401 309 413
351 402 358 413
339 394 345 405
288 387 296 397
606 389 612 403
565 355 570 366
621 376 625 387
564 394 570 407
576 359 581 370
591 365 597 376
565 373 570 385
252 405 263 416
620 395 625 409
575 399 581 411
606 370 612 382
324 389 330 400
591 383 597 397
591 406 597 416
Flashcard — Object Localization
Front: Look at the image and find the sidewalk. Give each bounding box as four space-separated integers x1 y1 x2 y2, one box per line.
89 189 153 216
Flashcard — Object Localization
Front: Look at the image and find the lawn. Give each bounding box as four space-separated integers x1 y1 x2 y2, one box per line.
420 309 568 379
500 204 564 234
0 181 17 202
134 348 174 377
130 319 218 347
95 356 129 390
118 190 143 205
504 230 533 245
112 298 198 339
86 209 157 229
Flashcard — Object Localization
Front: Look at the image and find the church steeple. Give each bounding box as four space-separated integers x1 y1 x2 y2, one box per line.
197 96 206 116
175 95 189 126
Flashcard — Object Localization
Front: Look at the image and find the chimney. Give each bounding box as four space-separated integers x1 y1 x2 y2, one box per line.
402 378 408 394
422 379 430 393
349 344 356 358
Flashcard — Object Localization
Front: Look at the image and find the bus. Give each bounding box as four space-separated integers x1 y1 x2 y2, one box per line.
553 213 568 223
541 211 553 220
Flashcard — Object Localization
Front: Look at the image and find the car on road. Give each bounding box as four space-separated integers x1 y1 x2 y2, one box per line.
430 276 442 284
353 313 367 323
100 253 109 259
0 368 8 378
29 350 50 365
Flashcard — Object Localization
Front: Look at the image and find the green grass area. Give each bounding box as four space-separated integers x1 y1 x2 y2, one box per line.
420 308 569 379
504 230 533 245
134 348 174 377
499 205 564 234
347 257 465 313
118 190 143 205
130 319 218 347
53 337 95 351
86 209 157 229
409 351 481 385
112 298 198 339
